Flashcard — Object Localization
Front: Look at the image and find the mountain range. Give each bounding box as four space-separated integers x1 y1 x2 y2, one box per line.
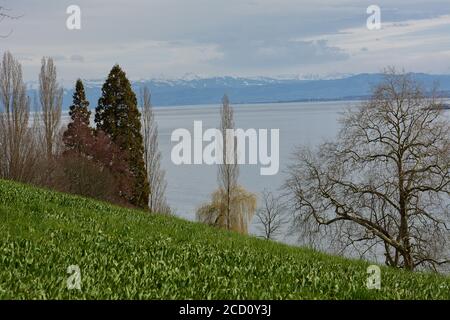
26 73 450 109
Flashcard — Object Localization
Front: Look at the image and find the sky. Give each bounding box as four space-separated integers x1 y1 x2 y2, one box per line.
2 0 450 85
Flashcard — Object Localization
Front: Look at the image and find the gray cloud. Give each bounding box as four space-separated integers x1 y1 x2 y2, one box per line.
215 39 349 69
2 0 450 81
70 54 84 63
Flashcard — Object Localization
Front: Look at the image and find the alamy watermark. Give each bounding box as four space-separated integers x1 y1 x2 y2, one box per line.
171 121 280 176
66 5 81 30
366 5 381 30
67 265 82 290
366 265 381 290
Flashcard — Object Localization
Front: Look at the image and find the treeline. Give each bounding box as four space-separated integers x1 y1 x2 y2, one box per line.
0 50 264 236
0 51 169 213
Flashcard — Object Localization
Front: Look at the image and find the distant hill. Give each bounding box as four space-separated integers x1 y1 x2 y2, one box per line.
26 73 450 109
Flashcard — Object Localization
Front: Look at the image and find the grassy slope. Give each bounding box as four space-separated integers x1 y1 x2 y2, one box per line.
0 179 449 300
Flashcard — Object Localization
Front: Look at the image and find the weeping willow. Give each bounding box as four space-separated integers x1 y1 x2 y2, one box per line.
196 186 257 234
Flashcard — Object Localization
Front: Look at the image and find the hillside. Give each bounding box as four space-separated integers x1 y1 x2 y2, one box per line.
0 179 449 299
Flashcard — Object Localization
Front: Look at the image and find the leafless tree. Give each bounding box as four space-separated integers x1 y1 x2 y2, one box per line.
285 69 450 272
38 57 63 160
139 86 170 214
0 6 22 38
255 190 287 240
218 94 239 230
198 95 255 233
0 51 37 182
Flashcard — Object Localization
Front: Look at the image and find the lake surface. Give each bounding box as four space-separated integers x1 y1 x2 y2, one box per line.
152 100 362 236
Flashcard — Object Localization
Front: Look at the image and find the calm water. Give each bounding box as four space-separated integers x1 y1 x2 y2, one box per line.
152 100 361 235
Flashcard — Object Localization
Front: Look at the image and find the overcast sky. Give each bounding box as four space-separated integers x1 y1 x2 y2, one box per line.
2 0 450 84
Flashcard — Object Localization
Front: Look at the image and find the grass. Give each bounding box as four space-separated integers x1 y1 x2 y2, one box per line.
0 179 449 299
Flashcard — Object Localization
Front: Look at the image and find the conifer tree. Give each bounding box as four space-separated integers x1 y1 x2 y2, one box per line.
70 79 90 126
63 79 92 153
95 65 149 208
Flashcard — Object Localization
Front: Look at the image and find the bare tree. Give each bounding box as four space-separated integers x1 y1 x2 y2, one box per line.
285 69 450 272
255 190 287 240
197 186 257 235
139 86 170 214
0 6 22 38
0 51 36 182
38 57 63 160
218 94 239 230
198 95 254 233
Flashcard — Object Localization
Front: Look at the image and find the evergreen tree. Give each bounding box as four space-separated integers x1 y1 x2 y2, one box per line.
95 65 149 209
63 79 92 153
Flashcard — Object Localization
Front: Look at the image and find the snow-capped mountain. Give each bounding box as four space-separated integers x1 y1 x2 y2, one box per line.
25 73 450 109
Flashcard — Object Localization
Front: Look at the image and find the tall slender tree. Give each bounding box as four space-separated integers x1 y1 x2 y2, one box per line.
140 86 170 214
197 96 269 234
38 57 63 159
95 65 149 209
218 94 239 230
0 51 35 182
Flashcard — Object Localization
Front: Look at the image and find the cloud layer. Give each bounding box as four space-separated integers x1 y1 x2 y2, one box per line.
2 0 450 83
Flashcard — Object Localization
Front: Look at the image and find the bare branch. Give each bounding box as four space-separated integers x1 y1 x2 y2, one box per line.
255 190 288 240
140 86 170 214
285 69 450 272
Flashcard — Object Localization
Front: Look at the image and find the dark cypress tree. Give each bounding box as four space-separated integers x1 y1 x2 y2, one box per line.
95 65 150 209
63 79 92 153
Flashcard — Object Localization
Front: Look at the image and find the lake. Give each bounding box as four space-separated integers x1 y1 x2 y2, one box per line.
152 100 362 236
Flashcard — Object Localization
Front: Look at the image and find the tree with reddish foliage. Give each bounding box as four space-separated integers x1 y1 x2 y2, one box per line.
60 79 135 206
86 130 134 204
60 127 135 206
